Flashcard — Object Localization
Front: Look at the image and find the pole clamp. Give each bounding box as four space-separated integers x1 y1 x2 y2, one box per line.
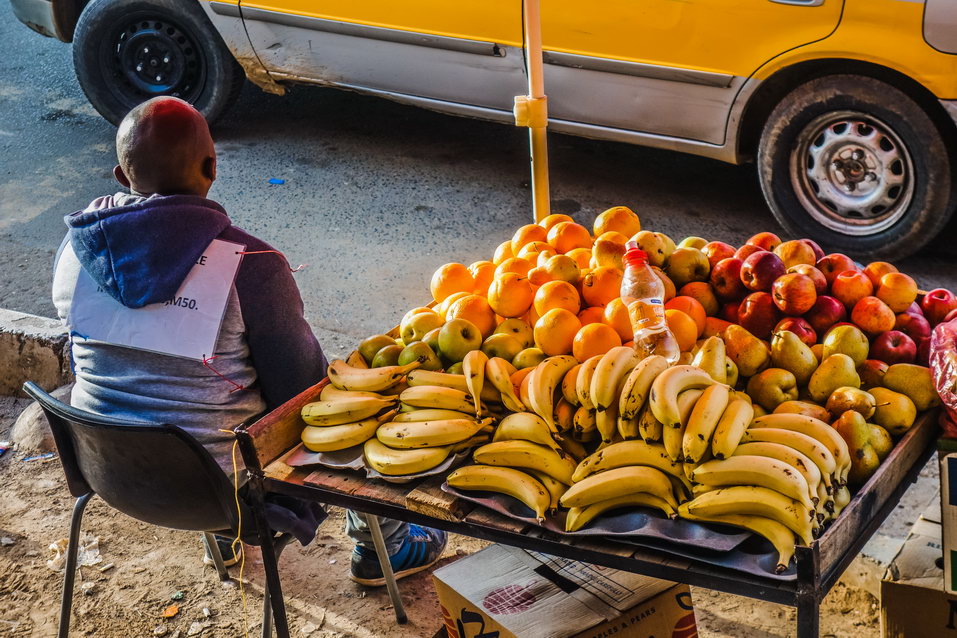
514 95 548 128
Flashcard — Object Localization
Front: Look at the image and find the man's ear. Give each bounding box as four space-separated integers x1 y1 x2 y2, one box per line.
203 156 217 183
113 165 131 188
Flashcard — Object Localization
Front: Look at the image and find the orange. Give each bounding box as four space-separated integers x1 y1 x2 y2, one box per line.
487 272 534 318
581 266 623 307
527 266 552 286
538 213 575 232
468 261 496 296
447 294 497 337
518 240 554 262
602 298 633 341
677 281 720 317
510 366 534 393
572 323 623 362
547 222 593 254
593 206 640 238
493 240 514 265
511 224 548 255
665 309 698 352
494 257 533 279
577 306 605 326
435 291 470 319
665 296 706 337
595 231 630 245
534 280 581 316
534 308 582 356
565 247 593 270
524 302 542 327
430 263 474 302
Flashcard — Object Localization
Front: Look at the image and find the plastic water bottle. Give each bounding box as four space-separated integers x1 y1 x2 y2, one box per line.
621 241 680 364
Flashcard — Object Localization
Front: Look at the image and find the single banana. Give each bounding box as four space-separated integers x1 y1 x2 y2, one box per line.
473 440 577 484
591 346 641 412
650 365 716 429
463 350 488 418
493 412 564 455
447 465 550 521
562 364 582 406
392 408 476 423
566 493 677 532
692 456 815 510
710 398 755 460
677 509 797 574
345 350 369 369
560 465 676 509
576 355 603 410
691 336 727 384
832 485 852 517
596 403 620 444
527 356 579 433
618 414 641 440
301 396 398 426
376 417 494 449
731 441 822 502
301 409 396 452
407 368 501 403
363 438 451 476
637 402 664 443
618 355 670 420
328 359 420 392
319 385 385 401
682 384 731 464
558 435 588 461
680 486 814 545
662 388 703 462
450 433 491 453
740 428 837 487
400 385 476 413
529 470 568 512
751 414 851 485
573 406 598 437
486 357 525 413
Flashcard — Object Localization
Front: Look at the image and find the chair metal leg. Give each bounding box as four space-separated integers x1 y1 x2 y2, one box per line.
367 515 408 625
260 536 291 638
202 533 230 581
58 493 92 638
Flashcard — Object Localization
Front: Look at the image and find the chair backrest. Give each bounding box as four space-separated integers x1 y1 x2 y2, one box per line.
23 382 245 533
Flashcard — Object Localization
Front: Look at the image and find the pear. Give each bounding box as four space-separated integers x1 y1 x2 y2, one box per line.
725 358 739 388
832 410 881 487
723 324 771 378
774 400 831 423
869 387 917 436
825 387 876 420
747 368 799 412
692 336 727 383
771 331 818 386
882 364 941 411
808 354 860 404
592 239 625 270
869 423 893 461
811 343 824 362
752 403 769 418
822 325 870 367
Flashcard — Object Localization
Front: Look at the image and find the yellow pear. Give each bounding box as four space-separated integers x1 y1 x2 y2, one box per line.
868 387 917 436
808 354 860 404
692 336 727 383
773 400 831 423
825 387 876 420
725 358 739 388
770 330 818 386
869 423 893 461
592 239 625 271
882 364 940 411
833 410 881 487
747 368 799 412
723 324 771 378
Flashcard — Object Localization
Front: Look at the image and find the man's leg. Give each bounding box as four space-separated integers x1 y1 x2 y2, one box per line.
346 511 409 554
346 511 447 586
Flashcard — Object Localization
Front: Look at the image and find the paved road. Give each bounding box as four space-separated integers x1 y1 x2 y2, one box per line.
1 5 955 357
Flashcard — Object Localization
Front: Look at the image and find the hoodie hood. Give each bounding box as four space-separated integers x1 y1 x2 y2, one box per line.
66 194 231 308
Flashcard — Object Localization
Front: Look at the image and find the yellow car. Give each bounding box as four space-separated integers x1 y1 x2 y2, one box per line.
13 0 957 258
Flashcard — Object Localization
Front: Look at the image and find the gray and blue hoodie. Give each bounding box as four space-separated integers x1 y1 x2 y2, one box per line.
53 193 327 471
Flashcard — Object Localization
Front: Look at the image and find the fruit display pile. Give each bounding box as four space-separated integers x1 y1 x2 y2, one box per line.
299 207 949 574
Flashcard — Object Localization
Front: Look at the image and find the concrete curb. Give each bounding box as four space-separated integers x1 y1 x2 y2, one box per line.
0 308 72 396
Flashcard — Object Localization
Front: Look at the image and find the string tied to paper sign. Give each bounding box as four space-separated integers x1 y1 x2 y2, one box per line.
203 354 246 393
235 249 306 273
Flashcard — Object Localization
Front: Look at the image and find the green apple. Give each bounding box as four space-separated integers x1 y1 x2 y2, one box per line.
371 344 402 368
494 318 534 348
358 334 397 365
482 333 524 362
400 310 444 345
446 362 464 375
512 347 546 369
397 342 442 371
665 247 710 288
678 236 708 250
438 318 483 362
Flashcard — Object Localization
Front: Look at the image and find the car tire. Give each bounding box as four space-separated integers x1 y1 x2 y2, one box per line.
72 0 245 125
757 74 954 261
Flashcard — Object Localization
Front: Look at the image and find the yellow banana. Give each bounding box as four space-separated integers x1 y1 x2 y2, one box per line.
301 409 396 452
650 365 716 429
618 355 671 419
486 357 525 413
558 435 588 461
400 385 476 413
692 456 815 510
560 465 676 509
408 368 501 404
618 414 641 440
596 403 620 444
590 346 641 412
529 470 568 512
392 408 476 422
731 441 823 502
376 417 494 449
832 485 851 517
473 440 577 484
562 364 582 406
492 412 563 455
662 388 703 462
328 359 420 392
682 384 731 464
691 336 727 383
680 486 814 545
450 433 491 453
566 493 677 532
363 438 451 476
576 355 603 410
463 350 488 418
751 414 851 485
740 428 837 486
301 396 398 426
573 406 597 437
447 465 550 521
710 398 755 460
677 509 797 574
571 440 685 485
527 355 579 433
345 350 369 369
319 385 385 401
637 402 664 443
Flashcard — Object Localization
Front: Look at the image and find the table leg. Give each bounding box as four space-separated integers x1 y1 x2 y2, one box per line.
796 591 820 638
368 515 408 624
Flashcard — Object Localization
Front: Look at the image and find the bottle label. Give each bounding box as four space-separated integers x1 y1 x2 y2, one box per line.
628 298 666 331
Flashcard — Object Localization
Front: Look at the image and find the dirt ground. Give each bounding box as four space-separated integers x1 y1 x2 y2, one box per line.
0 395 918 638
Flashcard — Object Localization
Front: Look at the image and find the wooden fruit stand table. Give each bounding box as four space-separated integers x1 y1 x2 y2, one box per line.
236 380 939 638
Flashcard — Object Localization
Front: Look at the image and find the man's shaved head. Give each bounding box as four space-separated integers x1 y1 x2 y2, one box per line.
114 97 216 197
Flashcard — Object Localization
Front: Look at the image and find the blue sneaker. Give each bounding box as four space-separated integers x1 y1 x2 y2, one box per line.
349 525 447 586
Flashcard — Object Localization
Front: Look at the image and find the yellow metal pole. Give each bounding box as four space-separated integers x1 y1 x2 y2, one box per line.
515 0 551 222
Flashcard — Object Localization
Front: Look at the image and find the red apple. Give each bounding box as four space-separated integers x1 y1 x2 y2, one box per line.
947 308 957 323
858 359 889 388
738 292 782 340
816 253 858 286
747 232 782 252
721 300 741 324
877 272 918 314
869 330 917 365
787 264 827 295
802 239 825 262
863 261 899 288
921 288 957 325
734 244 766 262
741 251 786 292
851 296 896 336
916 337 931 366
710 257 748 301
894 312 931 342
804 295 847 335
774 240 817 269
772 273 818 316
702 241 737 270
831 270 874 310
774 317 817 347
905 301 924 318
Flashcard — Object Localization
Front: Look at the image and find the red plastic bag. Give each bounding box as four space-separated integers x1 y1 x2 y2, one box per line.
930 317 957 437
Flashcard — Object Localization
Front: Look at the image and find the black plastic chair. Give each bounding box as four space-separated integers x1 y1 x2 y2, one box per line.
22 382 294 638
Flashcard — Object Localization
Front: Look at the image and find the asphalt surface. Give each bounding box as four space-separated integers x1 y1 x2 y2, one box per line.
1 5 955 357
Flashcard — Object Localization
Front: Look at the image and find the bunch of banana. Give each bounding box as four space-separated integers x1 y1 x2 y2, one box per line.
566 493 678 532
591 347 641 443
526 355 579 433
492 412 564 455
301 394 398 426
328 359 421 393
400 385 479 414
473 439 577 485
679 485 814 546
302 408 398 452
447 465 551 521
376 416 494 448
560 465 679 531
750 414 851 486
406 369 502 405
678 509 797 574
363 432 488 476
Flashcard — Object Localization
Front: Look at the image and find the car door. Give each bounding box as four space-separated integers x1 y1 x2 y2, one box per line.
542 0 846 145
235 0 526 111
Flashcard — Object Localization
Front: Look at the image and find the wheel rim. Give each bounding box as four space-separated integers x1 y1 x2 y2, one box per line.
789 110 915 236
102 15 207 108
